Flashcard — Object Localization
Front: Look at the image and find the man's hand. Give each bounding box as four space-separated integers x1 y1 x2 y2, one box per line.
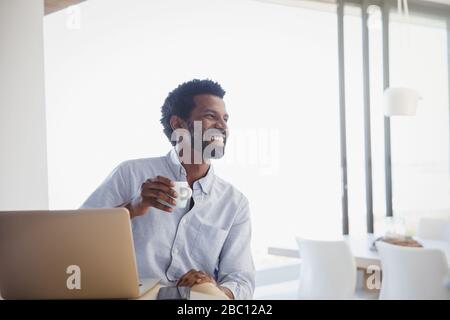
126 175 177 218
177 269 234 299
177 269 216 287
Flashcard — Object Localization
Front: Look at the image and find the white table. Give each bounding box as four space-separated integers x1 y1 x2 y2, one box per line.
268 234 450 272
138 284 228 300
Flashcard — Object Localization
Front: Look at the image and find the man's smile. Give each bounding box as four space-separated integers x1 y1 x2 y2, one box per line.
209 134 225 144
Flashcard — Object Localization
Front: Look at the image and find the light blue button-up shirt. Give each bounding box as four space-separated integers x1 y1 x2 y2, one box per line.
81 149 255 299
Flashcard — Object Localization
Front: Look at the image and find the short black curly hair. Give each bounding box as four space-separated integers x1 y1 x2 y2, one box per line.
160 79 226 145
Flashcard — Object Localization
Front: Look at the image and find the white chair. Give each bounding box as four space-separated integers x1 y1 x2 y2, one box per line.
377 241 449 300
416 218 449 241
295 237 356 299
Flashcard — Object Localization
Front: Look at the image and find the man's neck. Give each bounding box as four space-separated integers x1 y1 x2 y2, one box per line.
176 147 210 187
182 162 210 188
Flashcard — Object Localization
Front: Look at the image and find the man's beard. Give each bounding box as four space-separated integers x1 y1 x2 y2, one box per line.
187 121 227 160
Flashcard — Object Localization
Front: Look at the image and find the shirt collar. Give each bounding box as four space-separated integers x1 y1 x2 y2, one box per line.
166 148 215 195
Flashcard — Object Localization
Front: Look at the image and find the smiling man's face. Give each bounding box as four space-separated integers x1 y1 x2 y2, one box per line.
187 94 229 159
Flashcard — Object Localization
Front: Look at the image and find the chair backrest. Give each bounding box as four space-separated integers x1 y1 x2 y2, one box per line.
377 241 449 300
295 237 356 299
416 218 449 241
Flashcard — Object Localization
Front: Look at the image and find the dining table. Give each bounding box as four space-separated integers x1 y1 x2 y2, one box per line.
267 233 450 273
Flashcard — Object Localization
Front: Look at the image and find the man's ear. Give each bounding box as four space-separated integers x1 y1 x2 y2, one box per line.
170 115 187 131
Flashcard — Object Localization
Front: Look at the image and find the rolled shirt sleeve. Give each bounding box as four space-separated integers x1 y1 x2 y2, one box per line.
217 196 255 300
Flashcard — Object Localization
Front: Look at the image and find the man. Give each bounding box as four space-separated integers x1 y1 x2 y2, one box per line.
81 79 255 300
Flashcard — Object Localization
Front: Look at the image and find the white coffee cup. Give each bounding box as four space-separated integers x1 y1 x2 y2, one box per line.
158 181 193 209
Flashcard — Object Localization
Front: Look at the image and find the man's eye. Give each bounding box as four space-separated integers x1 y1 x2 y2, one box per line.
204 114 215 119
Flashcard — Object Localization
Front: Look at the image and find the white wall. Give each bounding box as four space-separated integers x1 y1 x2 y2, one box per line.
0 0 49 210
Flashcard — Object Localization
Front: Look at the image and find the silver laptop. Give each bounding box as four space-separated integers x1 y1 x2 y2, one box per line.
0 208 159 299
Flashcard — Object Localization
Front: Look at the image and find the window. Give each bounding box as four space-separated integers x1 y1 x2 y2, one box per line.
388 12 450 230
44 0 342 258
342 2 450 236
